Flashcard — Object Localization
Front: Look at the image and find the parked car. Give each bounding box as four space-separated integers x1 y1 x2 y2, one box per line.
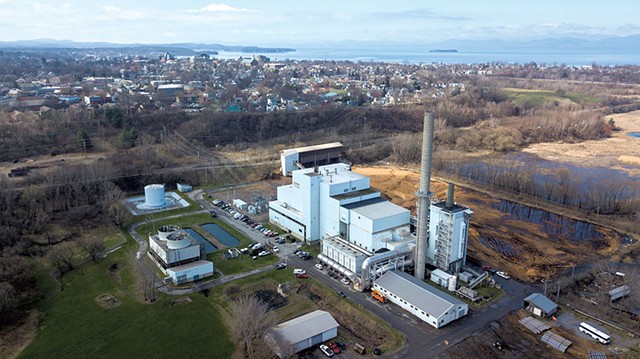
293 269 305 275
315 263 324 270
275 236 286 244
373 347 382 356
296 273 309 279
337 291 347 298
328 343 341 354
335 341 346 350
482 265 492 271
275 262 287 270
496 271 511 279
340 278 350 286
258 250 270 257
319 344 334 357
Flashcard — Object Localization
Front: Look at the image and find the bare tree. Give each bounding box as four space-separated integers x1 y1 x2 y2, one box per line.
47 241 78 274
229 293 277 359
78 236 105 262
0 282 16 313
108 202 132 228
135 259 156 302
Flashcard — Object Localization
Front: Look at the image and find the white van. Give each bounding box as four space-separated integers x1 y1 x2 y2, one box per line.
293 269 305 275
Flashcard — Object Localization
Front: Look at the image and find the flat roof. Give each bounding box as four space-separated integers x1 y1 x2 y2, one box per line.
332 188 379 201
166 260 213 273
375 271 466 318
350 200 409 221
431 201 469 213
269 310 339 345
281 142 343 156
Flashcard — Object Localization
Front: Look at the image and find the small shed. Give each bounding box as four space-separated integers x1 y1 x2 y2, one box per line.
265 310 339 358
524 293 558 318
233 198 248 210
609 285 630 302
430 269 455 288
177 183 192 193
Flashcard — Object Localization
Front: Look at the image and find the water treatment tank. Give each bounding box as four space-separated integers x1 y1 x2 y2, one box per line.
158 225 180 241
165 231 191 249
144 184 166 208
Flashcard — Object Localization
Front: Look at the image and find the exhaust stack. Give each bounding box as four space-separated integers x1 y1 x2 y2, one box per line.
415 111 434 280
446 183 455 208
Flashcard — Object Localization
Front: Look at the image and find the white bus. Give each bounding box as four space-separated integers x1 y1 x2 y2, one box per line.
579 322 611 344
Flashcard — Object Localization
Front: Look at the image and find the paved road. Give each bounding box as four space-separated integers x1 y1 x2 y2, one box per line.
286 254 537 359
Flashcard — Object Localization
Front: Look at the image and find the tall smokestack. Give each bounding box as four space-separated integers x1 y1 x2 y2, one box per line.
415 111 434 280
446 183 455 208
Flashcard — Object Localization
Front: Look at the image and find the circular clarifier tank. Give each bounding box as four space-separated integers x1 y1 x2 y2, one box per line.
144 184 166 208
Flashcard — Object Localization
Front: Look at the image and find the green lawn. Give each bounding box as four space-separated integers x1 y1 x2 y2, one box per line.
211 251 278 275
20 243 233 359
504 88 599 107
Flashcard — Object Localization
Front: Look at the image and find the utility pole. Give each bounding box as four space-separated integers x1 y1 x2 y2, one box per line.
556 281 561 302
543 279 548 296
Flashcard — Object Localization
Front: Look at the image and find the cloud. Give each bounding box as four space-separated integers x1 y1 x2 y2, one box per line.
189 3 250 13
371 8 471 21
98 5 147 21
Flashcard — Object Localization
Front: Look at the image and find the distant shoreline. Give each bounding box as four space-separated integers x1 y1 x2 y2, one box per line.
430 49 458 53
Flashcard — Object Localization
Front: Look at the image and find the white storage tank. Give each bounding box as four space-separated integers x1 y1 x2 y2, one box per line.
145 184 166 208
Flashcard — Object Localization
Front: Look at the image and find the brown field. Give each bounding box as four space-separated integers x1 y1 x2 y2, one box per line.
353 166 623 282
523 110 640 176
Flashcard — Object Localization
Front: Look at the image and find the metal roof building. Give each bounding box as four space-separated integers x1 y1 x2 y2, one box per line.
524 293 558 318
265 310 339 358
280 142 343 176
373 270 468 328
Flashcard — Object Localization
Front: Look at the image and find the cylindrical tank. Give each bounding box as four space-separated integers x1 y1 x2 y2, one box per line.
144 184 166 208
157 225 180 241
166 231 190 249
448 276 458 291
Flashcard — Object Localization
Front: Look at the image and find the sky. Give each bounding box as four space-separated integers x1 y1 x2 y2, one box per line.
0 1 639 46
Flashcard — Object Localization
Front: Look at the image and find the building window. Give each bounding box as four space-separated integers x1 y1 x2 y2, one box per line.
343 188 348 193
352 186 356 190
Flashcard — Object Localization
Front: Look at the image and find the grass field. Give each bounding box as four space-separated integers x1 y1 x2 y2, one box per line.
503 88 599 107
20 242 233 359
211 251 278 274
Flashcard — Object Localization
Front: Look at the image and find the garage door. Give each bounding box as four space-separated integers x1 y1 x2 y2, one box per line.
310 333 322 346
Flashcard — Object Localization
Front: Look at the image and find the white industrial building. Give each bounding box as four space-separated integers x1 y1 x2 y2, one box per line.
271 113 473 289
280 142 343 176
428 188 472 273
269 163 414 289
264 310 339 358
148 225 214 285
373 270 468 328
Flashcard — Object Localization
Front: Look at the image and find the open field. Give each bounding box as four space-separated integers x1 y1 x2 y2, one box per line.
523 109 640 176
353 166 624 281
503 88 599 106
18 241 234 359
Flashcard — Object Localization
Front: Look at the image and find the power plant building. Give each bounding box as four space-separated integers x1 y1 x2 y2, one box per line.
280 142 343 176
270 112 473 290
428 185 472 274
